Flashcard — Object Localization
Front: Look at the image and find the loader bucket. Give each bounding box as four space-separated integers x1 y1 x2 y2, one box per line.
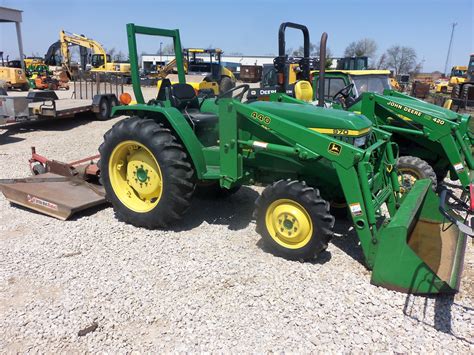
371 179 469 294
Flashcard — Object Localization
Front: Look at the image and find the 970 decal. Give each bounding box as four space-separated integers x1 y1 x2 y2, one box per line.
251 111 271 125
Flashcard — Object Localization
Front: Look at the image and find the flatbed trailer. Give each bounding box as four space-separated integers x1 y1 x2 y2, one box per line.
0 72 124 125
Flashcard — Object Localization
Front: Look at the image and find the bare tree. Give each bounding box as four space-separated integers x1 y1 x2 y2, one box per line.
344 38 377 58
374 53 387 69
115 50 125 62
290 42 333 68
385 45 418 75
159 43 174 55
107 47 116 57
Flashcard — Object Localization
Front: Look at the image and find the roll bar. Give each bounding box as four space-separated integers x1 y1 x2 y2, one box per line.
275 22 311 93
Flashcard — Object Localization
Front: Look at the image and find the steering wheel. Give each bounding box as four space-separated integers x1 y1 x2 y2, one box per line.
215 84 250 104
332 83 354 101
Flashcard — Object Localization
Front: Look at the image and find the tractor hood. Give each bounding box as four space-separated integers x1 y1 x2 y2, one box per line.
381 92 460 122
249 101 372 136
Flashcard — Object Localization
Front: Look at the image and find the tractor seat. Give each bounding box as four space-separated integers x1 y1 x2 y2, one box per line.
170 83 219 130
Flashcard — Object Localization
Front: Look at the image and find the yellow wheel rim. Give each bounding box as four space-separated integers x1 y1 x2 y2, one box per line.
398 168 420 194
265 199 313 249
108 140 163 213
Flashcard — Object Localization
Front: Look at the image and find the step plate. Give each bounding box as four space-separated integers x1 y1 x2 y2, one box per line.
0 173 106 220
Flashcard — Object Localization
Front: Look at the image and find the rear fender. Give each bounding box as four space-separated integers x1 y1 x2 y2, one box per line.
112 104 207 178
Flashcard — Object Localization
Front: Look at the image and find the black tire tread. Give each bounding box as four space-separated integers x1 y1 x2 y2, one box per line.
253 179 334 261
397 155 437 191
99 117 195 228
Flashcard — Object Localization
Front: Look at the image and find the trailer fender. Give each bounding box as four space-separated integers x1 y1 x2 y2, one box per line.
111 104 207 178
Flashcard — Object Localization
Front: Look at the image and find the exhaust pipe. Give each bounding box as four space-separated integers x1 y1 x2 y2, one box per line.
318 32 328 107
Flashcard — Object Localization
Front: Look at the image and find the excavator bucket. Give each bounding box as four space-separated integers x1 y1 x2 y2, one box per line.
372 179 470 294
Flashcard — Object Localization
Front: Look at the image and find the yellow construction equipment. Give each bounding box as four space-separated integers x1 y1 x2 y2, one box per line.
59 30 130 76
0 52 28 91
435 65 467 93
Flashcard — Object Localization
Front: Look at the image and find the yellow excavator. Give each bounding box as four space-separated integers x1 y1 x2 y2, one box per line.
59 30 130 76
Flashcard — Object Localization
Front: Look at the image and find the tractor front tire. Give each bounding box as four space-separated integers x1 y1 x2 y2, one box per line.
99 117 195 228
397 156 437 193
254 180 334 261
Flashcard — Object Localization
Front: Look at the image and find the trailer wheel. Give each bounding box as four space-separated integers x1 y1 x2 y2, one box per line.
99 117 195 228
109 96 120 117
397 156 437 193
254 180 334 261
95 97 111 121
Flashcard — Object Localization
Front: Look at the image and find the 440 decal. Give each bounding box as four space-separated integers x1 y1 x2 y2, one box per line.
251 111 271 125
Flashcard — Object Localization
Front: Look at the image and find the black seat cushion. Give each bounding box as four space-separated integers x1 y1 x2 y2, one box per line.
184 109 218 130
171 83 199 110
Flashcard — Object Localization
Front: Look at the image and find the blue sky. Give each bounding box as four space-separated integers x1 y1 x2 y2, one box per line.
1 0 473 72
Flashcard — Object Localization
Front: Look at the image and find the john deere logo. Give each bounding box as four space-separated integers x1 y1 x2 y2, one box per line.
328 142 341 155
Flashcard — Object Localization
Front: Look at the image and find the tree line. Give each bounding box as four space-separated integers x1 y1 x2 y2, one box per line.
290 38 422 75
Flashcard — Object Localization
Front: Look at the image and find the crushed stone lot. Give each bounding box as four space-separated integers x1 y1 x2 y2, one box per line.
0 97 473 352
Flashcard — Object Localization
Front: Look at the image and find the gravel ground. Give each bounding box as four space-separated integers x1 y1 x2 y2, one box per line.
0 88 473 352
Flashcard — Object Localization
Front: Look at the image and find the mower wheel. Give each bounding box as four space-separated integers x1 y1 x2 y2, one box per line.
99 117 195 228
219 76 235 98
397 156 437 193
95 97 111 121
254 180 334 261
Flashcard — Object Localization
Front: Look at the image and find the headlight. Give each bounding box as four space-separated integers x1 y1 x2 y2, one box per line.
354 135 368 148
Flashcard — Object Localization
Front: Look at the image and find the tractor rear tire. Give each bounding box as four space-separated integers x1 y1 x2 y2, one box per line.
396 156 437 193
219 76 235 98
254 180 334 261
99 117 195 228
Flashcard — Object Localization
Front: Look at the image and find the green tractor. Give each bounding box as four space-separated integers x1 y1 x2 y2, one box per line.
99 23 471 294
310 71 474 194
262 23 473 196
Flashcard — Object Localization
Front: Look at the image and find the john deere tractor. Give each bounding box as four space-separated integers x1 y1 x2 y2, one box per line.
99 23 471 294
309 70 474 194
262 24 473 196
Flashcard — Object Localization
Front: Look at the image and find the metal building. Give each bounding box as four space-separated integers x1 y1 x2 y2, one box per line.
0 6 24 70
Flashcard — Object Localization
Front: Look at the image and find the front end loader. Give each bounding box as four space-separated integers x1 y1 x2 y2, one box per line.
97 23 471 294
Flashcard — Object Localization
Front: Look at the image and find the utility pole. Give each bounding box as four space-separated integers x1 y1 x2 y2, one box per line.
444 22 457 76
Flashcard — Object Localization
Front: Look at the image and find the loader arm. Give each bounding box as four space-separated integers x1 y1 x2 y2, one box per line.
360 92 474 189
219 99 400 265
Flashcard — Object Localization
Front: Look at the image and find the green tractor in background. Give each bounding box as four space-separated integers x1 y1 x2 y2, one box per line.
310 71 474 194
99 23 471 294
261 23 473 197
